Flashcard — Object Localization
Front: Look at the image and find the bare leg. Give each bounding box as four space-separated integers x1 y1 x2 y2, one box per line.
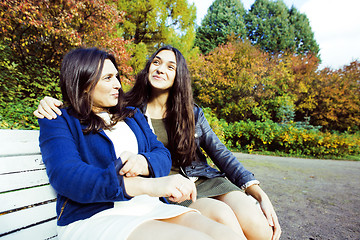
128 219 213 240
215 191 273 240
160 211 246 240
189 197 245 237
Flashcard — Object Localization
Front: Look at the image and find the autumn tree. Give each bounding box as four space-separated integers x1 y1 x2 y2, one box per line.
194 0 246 54
309 62 360 131
245 0 319 56
279 54 359 131
191 40 312 125
190 39 359 131
1 0 131 73
279 52 320 121
0 0 132 128
116 0 197 72
190 40 288 123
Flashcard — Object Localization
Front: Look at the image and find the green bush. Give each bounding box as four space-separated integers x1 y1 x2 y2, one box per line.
224 119 360 159
0 99 39 129
0 43 61 129
201 108 360 159
203 107 229 144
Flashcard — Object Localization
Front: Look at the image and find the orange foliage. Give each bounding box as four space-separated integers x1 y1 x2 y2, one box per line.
280 53 320 115
310 61 360 130
190 40 359 131
0 0 132 81
190 40 273 122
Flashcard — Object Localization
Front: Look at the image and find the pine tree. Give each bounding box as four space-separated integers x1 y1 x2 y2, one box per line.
245 0 319 57
245 0 294 53
194 0 246 54
289 6 320 56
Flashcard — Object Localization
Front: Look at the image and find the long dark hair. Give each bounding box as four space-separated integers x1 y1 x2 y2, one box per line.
126 46 196 167
60 47 133 133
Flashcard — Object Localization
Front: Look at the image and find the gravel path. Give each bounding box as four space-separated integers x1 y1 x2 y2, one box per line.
234 153 360 240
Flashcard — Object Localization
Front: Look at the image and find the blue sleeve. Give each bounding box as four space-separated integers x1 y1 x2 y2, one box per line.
38 112 131 204
197 107 256 187
133 110 172 178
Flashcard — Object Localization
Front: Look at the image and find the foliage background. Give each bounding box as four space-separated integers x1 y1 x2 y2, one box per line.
1 0 359 159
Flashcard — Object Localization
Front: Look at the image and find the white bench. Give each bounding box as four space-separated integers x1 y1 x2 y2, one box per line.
0 129 58 240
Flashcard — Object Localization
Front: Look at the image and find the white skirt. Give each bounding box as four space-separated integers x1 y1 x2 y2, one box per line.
57 195 196 240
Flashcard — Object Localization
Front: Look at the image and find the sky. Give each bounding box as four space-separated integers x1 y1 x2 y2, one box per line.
187 0 360 70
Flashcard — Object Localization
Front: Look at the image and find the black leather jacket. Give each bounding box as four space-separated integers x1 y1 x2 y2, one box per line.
141 104 256 189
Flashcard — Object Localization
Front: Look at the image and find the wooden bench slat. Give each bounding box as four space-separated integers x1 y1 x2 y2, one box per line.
0 155 44 174
0 169 50 192
0 130 58 239
0 130 40 157
0 185 57 212
0 219 57 240
0 201 57 236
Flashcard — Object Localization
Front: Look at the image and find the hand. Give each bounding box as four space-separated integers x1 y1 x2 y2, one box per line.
151 174 197 203
123 175 197 202
119 151 149 177
258 196 281 240
247 185 281 240
33 96 63 119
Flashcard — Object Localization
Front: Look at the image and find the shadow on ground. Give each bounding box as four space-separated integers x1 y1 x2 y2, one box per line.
235 153 360 240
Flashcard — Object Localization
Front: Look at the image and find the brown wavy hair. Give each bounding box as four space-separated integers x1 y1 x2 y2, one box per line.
60 47 133 134
126 46 197 167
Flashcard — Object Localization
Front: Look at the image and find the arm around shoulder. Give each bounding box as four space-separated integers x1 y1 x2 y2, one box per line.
34 96 63 119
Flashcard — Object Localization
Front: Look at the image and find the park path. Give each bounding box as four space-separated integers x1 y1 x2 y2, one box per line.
234 153 360 240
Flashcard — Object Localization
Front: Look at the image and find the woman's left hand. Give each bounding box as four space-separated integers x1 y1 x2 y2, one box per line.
119 151 149 177
246 184 281 240
259 197 281 240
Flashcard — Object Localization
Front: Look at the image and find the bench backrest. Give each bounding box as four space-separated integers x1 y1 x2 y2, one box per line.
0 129 58 240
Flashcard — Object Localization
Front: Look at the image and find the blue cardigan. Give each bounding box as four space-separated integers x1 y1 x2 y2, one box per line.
38 108 172 226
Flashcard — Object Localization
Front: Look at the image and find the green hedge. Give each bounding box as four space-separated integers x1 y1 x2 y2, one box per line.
203 108 360 159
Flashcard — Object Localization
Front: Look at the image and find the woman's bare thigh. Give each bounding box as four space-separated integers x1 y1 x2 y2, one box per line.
189 197 244 236
128 218 212 240
159 211 246 240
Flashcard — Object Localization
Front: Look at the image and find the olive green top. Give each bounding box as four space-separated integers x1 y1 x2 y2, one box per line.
150 118 168 147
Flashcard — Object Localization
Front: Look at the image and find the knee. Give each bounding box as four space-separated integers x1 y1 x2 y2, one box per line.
193 198 238 225
245 213 273 240
209 203 237 226
189 198 244 236
252 227 273 240
218 192 273 240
